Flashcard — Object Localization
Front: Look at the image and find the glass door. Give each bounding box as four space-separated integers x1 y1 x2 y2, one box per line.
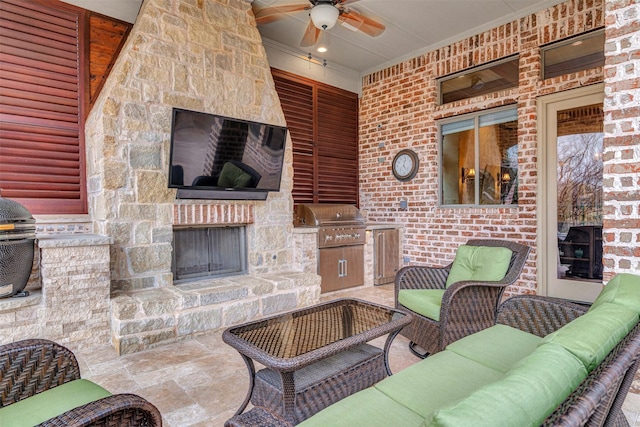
539 85 604 302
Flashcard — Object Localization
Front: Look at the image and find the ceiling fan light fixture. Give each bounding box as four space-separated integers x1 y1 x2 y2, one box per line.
310 3 339 30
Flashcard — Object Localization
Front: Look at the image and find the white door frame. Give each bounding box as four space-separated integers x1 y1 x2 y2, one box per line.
537 83 604 300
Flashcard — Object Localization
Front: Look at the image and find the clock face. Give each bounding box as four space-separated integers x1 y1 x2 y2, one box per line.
392 149 419 181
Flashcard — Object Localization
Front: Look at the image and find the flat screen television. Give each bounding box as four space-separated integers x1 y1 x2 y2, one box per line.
168 108 288 200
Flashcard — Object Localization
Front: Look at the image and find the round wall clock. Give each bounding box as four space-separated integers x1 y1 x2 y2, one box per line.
392 149 419 181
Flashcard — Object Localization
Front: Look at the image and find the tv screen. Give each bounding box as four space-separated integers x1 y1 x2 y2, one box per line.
168 108 288 200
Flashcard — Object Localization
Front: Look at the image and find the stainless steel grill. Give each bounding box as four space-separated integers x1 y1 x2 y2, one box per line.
0 196 36 298
296 204 366 293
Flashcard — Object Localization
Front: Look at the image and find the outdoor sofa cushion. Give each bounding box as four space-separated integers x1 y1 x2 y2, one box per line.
445 245 513 287
445 324 542 373
542 301 638 371
589 272 640 314
0 379 112 427
428 343 588 427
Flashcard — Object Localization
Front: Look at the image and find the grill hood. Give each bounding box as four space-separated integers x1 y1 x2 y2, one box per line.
296 204 364 227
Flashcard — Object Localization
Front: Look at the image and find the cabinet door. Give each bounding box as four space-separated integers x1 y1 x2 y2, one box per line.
319 247 344 293
374 229 400 285
341 245 364 290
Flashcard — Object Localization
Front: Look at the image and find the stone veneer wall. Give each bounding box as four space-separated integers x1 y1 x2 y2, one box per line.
85 0 302 292
0 235 111 349
83 0 321 353
358 0 609 295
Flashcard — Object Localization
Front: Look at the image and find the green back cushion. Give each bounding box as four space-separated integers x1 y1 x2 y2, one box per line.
0 379 111 427
446 324 542 373
217 161 253 188
445 245 512 288
427 343 587 427
375 350 503 419
542 302 638 372
397 289 445 321
297 387 425 427
589 273 640 314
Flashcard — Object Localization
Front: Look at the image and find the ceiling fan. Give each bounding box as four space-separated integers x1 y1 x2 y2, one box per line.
253 0 385 48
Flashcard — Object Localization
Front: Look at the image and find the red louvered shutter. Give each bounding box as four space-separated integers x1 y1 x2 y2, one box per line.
272 68 359 207
0 0 87 214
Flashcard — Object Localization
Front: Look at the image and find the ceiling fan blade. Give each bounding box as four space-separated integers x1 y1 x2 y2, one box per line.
338 9 385 37
253 4 309 25
300 20 320 47
337 0 361 5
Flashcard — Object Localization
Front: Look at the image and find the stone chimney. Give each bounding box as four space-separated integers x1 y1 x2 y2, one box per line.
85 0 296 293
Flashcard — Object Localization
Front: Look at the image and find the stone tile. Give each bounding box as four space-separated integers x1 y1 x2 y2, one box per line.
135 379 196 415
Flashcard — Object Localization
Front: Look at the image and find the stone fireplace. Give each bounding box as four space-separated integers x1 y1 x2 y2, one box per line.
81 0 321 354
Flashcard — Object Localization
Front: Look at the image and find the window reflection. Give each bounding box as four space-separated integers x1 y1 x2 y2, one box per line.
440 107 518 206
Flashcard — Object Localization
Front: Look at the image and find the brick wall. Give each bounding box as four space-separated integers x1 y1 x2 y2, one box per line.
359 0 607 294
602 0 640 279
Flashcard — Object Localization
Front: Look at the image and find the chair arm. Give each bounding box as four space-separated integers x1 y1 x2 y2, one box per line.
497 295 589 338
0 339 81 407
39 393 162 427
438 280 507 347
395 265 450 292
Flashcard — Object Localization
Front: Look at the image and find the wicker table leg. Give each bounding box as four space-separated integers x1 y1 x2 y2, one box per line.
234 354 256 415
280 371 297 425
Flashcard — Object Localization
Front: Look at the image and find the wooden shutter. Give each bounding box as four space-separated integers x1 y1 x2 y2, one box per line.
0 0 87 214
317 86 358 204
272 68 359 207
272 71 315 204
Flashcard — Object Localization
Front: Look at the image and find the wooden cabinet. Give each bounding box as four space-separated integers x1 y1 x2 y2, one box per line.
559 225 603 280
373 228 401 285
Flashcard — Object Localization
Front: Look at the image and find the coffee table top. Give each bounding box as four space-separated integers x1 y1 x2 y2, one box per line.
223 298 411 371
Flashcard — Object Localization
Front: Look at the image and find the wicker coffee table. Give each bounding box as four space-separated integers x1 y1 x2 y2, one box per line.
222 298 411 426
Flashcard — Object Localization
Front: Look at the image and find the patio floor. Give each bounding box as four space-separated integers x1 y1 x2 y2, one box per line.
70 283 640 426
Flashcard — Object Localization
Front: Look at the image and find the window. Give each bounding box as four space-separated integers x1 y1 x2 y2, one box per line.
440 107 518 206
438 56 519 104
542 29 605 80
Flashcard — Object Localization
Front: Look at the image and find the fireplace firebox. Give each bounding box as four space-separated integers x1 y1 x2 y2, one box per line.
172 226 247 283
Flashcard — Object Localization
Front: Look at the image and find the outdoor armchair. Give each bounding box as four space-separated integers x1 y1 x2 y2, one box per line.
0 339 162 426
395 239 530 357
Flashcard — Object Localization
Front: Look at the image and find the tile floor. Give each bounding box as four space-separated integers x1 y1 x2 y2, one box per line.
69 284 640 426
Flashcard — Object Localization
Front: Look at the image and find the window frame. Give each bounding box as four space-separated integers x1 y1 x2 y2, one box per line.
438 105 519 208
436 55 519 105
541 28 605 80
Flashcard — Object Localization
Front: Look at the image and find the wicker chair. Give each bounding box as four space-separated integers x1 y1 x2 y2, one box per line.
394 239 530 357
0 339 162 427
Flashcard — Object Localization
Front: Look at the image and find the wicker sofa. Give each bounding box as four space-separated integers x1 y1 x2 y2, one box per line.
231 273 640 427
0 339 162 427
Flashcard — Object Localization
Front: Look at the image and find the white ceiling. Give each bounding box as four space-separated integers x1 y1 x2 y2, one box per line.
62 0 565 75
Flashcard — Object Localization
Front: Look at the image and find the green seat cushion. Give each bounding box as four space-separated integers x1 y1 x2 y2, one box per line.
0 379 112 427
445 245 512 288
398 289 445 321
375 350 503 419
297 387 424 427
446 324 542 373
542 302 638 372
590 273 640 314
427 343 588 427
217 161 253 188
